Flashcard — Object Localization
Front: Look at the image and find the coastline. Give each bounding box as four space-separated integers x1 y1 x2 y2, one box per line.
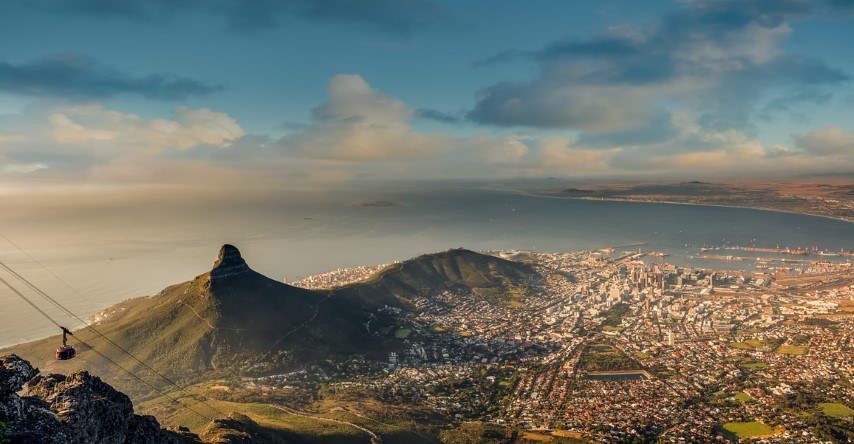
500 189 854 224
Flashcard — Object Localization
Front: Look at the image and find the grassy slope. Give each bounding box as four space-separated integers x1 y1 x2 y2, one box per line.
1 269 389 396
342 248 534 304
2 249 533 389
1 277 224 395
141 394 372 444
138 383 446 444
1 248 538 441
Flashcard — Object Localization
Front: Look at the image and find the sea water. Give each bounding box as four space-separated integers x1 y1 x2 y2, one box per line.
0 186 850 347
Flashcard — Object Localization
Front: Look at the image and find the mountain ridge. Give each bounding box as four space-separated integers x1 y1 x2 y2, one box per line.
1 246 536 398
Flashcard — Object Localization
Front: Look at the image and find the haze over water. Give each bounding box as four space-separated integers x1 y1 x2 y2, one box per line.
1 185 851 348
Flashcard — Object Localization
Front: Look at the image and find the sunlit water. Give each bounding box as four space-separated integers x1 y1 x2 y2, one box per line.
1 186 851 347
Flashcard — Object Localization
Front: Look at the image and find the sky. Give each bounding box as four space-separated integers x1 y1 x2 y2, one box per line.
1 0 854 192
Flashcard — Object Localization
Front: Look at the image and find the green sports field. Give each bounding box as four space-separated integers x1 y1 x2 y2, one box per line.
722 421 774 439
776 345 808 355
819 403 854 418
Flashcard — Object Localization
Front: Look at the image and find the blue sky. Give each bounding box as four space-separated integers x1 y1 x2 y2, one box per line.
1 0 853 186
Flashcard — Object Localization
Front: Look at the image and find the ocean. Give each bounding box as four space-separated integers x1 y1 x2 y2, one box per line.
0 185 851 348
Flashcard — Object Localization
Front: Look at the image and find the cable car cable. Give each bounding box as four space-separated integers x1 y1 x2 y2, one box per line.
0 232 101 318
0 233 230 419
69 337 216 423
0 275 61 329
0 260 229 419
0 273 215 422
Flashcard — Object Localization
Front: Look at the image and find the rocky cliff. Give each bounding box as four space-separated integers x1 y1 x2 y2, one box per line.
0 354 178 444
209 244 251 281
0 354 293 444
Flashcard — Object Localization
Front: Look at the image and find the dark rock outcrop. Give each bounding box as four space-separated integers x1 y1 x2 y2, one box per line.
209 244 251 281
1 355 37 396
1 355 67 443
199 413 278 444
0 354 178 444
165 426 202 443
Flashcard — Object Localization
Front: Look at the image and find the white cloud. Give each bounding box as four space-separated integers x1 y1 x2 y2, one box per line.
48 103 244 151
793 126 854 156
1 74 851 186
1 162 49 174
287 74 445 161
603 128 852 178
470 134 530 165
469 0 847 139
0 102 246 183
534 137 617 170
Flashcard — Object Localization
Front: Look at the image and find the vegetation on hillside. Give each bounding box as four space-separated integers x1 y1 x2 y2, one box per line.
0 421 9 444
597 303 631 330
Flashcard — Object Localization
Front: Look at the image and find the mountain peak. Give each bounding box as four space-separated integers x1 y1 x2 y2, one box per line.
210 244 251 280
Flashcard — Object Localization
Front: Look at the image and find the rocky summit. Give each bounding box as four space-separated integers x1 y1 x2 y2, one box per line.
0 354 177 444
209 244 251 281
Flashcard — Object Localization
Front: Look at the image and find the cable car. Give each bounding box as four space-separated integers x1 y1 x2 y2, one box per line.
55 326 76 360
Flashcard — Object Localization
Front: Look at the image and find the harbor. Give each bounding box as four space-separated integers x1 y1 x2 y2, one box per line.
700 245 853 257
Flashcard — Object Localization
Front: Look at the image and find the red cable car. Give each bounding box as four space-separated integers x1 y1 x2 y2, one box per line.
55 326 76 360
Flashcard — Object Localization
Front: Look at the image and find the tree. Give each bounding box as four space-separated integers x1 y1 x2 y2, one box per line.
0 421 10 444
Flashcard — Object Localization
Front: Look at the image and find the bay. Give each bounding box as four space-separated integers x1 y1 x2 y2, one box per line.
0 186 850 348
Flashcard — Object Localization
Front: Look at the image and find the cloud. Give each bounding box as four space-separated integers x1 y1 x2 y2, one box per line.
793 126 854 155
414 108 462 124
468 0 849 135
41 0 445 37
0 135 28 146
469 80 663 132
0 54 222 100
456 134 620 177
180 77 630 179
2 74 851 186
0 101 252 190
0 102 245 182
534 137 617 170
47 103 244 151
758 89 833 119
284 74 446 161
595 111 854 177
0 161 49 175
820 0 854 15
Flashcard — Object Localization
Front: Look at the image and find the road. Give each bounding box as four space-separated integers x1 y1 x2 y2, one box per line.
267 403 381 444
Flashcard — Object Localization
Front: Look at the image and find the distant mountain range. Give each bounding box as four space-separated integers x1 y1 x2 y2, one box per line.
530 179 854 221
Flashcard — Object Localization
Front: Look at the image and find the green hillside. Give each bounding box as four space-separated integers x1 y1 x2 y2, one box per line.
2 246 534 399
343 248 535 304
2 245 401 396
